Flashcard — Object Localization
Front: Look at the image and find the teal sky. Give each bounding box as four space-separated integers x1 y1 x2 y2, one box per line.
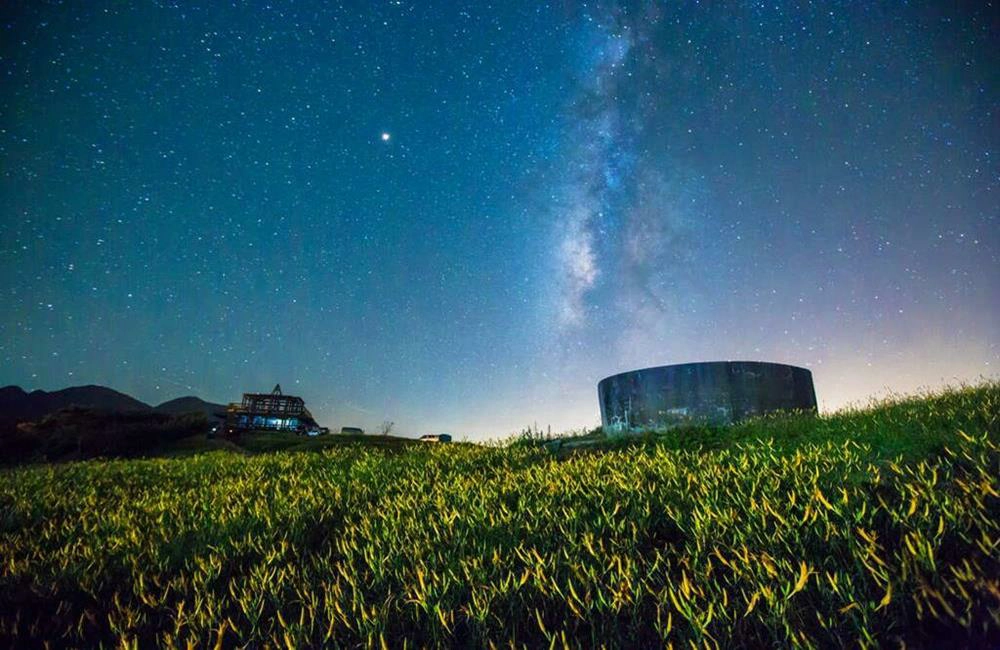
1 2 996 437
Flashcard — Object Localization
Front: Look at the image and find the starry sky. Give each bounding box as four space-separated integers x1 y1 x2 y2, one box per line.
1 2 996 438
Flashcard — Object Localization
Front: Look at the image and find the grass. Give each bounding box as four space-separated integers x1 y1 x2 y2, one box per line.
0 382 997 648
142 431 422 460
223 431 419 455
551 382 997 461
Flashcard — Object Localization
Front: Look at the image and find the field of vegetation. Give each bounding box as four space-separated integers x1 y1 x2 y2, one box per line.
0 382 997 648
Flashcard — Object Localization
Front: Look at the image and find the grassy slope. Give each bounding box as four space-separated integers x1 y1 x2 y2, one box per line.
153 431 420 458
557 381 998 461
0 382 997 648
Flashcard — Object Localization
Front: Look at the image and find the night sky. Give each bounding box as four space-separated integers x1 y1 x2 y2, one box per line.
1 2 996 438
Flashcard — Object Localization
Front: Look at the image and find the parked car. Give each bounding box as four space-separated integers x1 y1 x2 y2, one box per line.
340 426 364 435
419 433 452 443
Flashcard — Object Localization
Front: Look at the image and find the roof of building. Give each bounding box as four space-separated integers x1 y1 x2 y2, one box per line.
227 384 319 428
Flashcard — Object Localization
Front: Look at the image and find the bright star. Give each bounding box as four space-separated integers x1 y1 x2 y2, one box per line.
381 132 391 142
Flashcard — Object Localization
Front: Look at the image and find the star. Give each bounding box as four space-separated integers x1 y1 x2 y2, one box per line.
381 132 391 142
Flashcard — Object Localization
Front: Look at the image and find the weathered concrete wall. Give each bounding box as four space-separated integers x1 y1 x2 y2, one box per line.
598 361 817 434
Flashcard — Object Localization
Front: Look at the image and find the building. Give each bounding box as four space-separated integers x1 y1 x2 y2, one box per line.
598 361 817 434
419 433 452 443
224 384 321 435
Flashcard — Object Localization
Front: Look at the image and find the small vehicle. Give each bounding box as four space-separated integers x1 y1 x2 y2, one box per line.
419 434 452 443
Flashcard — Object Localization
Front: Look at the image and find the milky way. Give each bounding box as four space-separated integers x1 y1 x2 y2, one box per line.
551 4 704 362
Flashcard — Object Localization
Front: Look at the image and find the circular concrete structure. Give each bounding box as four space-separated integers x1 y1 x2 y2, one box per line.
598 361 817 433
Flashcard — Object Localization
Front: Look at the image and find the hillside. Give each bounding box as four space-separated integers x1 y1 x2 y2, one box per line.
0 385 229 442
154 396 228 420
0 387 229 464
0 382 996 647
0 384 151 422
0 384 231 425
544 380 1000 461
1 406 417 464
0 385 154 442
158 430 420 458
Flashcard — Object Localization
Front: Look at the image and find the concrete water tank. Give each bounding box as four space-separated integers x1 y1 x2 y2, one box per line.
598 361 817 433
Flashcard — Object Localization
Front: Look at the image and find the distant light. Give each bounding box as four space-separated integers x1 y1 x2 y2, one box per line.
381 132 391 142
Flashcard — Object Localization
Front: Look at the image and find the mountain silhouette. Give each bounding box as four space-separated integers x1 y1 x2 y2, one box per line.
154 396 228 421
0 385 227 432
